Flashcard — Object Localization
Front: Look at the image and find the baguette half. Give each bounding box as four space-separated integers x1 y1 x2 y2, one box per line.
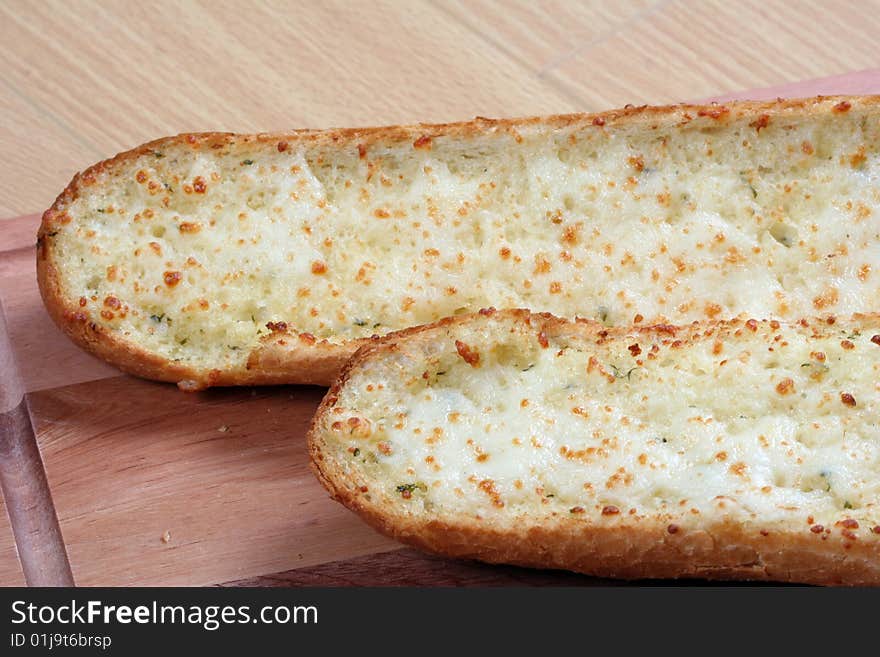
38 96 880 389
309 309 880 585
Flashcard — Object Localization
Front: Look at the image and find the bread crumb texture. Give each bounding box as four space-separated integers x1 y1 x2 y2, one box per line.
40 97 880 378
311 310 880 583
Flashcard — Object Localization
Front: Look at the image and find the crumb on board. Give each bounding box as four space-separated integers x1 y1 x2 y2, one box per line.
161 530 172 544
217 424 229 432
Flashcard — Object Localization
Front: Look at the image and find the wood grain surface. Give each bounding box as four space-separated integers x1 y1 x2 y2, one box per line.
223 548 627 587
1 1 879 587
2 0 880 217
221 547 781 587
27 379 401 586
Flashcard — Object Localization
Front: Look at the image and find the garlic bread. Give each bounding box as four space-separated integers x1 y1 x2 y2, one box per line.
309 309 880 585
38 96 880 388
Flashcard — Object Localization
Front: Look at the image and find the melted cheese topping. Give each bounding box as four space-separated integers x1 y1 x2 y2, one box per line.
325 314 880 534
50 102 880 370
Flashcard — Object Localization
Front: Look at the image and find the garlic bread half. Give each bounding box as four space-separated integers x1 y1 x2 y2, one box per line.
38 96 880 388
309 309 880 585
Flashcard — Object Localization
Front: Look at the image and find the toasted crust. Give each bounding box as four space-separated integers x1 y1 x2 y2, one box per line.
38 95 880 389
309 309 880 585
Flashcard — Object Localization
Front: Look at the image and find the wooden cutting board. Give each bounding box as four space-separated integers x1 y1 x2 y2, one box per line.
2 70 879 586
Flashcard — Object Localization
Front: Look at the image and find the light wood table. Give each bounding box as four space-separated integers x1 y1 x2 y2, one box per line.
0 1 878 587
2 0 880 218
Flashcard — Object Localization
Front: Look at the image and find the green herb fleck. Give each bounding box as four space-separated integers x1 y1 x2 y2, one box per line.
352 448 360 457
241 159 255 166
610 364 638 381
396 482 427 497
353 319 367 327
844 501 853 510
150 313 165 323
96 208 106 213
152 151 164 158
